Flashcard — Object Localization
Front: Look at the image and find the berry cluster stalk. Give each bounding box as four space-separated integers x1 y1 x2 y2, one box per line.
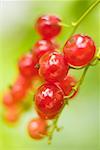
47 0 100 144
71 0 100 36
60 0 100 37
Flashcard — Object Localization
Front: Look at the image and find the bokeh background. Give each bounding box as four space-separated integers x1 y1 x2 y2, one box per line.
0 0 100 150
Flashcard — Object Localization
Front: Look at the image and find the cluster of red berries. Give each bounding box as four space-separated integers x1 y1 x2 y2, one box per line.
3 15 96 140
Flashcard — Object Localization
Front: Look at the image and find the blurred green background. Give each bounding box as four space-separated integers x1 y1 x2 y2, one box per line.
0 0 100 150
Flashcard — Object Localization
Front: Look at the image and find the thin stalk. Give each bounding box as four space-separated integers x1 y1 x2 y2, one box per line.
48 101 68 144
69 0 99 37
72 0 100 27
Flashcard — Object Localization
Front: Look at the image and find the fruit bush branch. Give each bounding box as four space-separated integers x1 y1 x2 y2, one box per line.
47 0 100 143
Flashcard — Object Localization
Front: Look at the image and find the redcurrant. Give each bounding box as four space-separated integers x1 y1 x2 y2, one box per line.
39 51 69 82
16 75 32 89
63 34 96 67
35 83 64 119
37 110 59 120
32 39 55 62
4 105 21 123
58 75 78 99
3 91 15 107
36 15 61 39
50 39 60 49
28 118 47 140
19 53 38 78
11 76 29 102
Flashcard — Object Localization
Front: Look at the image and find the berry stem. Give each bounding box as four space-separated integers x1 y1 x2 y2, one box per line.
48 116 59 144
61 0 100 37
75 65 89 89
48 101 68 144
59 22 70 28
72 0 99 28
90 47 100 66
96 47 100 60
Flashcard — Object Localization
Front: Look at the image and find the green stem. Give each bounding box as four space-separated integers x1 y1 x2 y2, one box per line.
72 0 100 27
65 65 89 99
59 22 70 28
90 47 100 66
69 0 99 37
75 65 89 89
96 47 100 60
48 101 68 144
48 116 59 144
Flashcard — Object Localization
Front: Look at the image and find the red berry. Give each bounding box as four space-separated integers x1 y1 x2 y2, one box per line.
4 105 21 123
19 53 38 78
37 110 59 120
63 34 96 67
28 118 47 140
32 40 55 62
11 84 26 102
3 91 15 107
50 39 60 49
36 15 61 39
11 76 30 102
58 75 78 99
16 75 32 89
35 83 64 119
39 51 69 82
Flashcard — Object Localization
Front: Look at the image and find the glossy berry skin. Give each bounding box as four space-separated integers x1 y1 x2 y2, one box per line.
36 15 61 39
32 40 55 62
28 118 47 140
35 83 64 119
37 110 59 120
58 75 78 99
3 91 15 107
19 53 38 78
39 52 69 83
63 34 96 67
